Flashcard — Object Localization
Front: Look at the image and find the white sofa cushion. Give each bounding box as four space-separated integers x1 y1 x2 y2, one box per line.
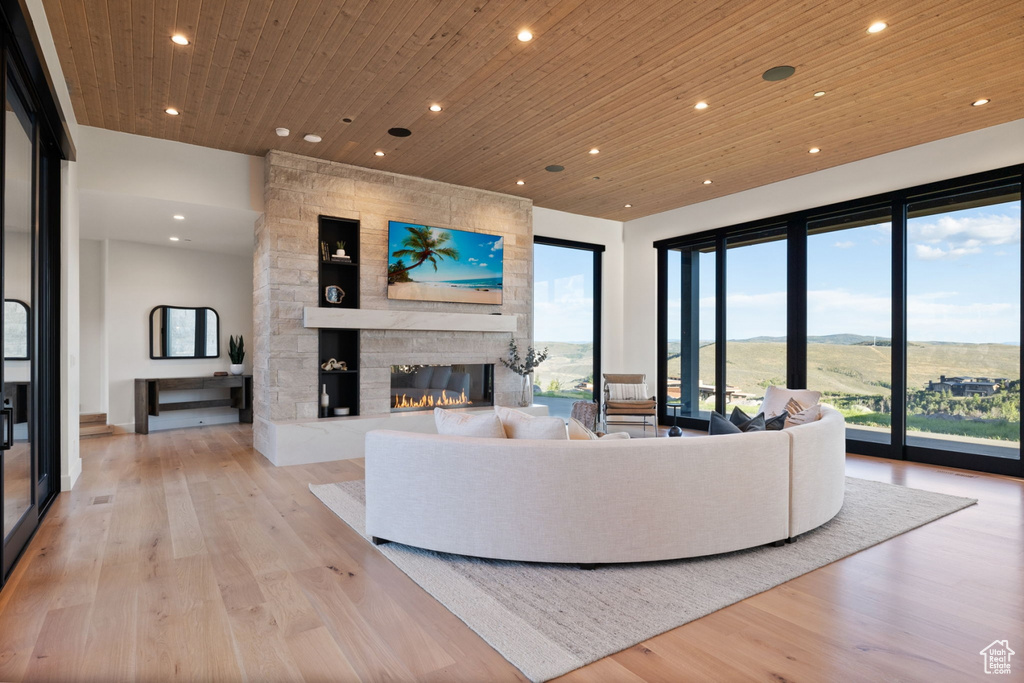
568 417 598 440
759 386 821 419
785 403 823 428
434 408 506 438
598 431 631 440
494 406 568 440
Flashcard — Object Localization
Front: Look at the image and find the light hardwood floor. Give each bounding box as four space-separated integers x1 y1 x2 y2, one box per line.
0 424 1020 682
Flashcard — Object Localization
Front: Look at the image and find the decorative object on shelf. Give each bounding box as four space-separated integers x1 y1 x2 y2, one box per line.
499 339 549 407
335 240 346 258
228 334 245 375
324 285 345 305
320 358 348 371
333 407 350 416
320 383 330 418
213 371 228 377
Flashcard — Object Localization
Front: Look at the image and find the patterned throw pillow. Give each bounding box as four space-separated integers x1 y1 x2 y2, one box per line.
785 403 823 428
730 406 787 431
567 417 599 440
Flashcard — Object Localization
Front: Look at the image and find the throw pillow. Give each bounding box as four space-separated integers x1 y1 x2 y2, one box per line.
597 431 631 440
759 386 821 419
433 408 506 438
567 417 599 440
494 406 568 440
709 411 742 435
741 413 766 432
733 406 788 431
785 403 823 428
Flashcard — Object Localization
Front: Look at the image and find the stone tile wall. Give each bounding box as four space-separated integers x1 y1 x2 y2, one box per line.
254 151 533 455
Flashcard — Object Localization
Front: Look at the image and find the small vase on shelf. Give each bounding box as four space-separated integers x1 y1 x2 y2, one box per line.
229 363 244 375
320 384 330 417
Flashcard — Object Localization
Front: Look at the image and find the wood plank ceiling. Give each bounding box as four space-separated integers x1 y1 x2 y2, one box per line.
43 0 1024 221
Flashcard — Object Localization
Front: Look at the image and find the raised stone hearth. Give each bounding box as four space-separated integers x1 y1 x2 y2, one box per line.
253 151 533 464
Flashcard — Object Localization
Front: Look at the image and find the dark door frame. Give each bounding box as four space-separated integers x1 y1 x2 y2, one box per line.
533 236 604 408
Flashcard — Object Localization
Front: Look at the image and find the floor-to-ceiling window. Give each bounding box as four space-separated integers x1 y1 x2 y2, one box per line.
665 242 716 420
533 237 603 420
725 228 787 411
905 188 1020 463
657 166 1022 477
807 207 892 444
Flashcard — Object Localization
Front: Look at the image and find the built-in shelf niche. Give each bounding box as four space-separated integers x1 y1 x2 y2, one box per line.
317 215 360 417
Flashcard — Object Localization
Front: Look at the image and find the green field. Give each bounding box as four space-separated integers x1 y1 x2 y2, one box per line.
536 338 1020 443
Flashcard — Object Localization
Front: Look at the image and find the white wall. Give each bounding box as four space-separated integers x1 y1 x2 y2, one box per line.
622 118 1024 388
79 239 105 412
532 207 625 379
95 240 253 430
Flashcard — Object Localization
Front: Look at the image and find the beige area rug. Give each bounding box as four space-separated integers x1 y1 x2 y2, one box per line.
310 478 975 682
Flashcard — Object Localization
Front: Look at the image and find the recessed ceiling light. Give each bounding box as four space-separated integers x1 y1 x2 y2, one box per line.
971 98 990 107
813 91 826 97
762 66 795 82
517 30 533 42
171 34 189 46
545 165 564 173
694 101 709 110
169 236 180 241
624 204 632 208
592 176 600 180
164 107 179 116
808 147 821 154
429 104 443 112
303 134 322 143
275 127 290 137
374 151 386 157
173 215 185 220
867 21 887 33
388 127 412 137
703 179 713 185
516 180 525 185
589 148 600 155
341 117 353 124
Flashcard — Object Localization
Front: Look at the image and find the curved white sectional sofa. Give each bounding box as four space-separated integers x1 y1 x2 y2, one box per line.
364 406 846 565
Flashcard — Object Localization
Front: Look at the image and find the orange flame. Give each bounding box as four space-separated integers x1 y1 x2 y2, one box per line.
393 389 472 410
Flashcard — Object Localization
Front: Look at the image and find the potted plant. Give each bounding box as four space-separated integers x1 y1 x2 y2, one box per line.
335 240 346 258
499 339 549 407
229 335 245 375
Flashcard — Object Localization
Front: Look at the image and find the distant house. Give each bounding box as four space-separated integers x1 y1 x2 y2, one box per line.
927 375 1002 397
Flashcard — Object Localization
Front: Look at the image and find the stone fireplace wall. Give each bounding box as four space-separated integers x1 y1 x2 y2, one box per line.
254 151 533 455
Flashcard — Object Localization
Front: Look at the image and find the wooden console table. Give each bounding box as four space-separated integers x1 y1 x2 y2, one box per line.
134 375 253 434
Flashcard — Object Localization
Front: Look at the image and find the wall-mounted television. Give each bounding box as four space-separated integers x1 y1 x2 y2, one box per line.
387 220 504 305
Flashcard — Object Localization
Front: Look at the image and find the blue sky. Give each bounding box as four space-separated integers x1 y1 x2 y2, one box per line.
388 221 503 283
666 201 1021 344
534 244 594 343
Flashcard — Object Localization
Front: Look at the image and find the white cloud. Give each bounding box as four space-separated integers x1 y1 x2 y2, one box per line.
489 253 495 258
479 263 488 267
910 213 1019 248
468 257 478 262
491 237 504 252
914 244 982 260
833 241 855 249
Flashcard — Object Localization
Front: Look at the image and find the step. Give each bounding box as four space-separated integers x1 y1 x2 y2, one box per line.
80 424 115 438
80 413 107 424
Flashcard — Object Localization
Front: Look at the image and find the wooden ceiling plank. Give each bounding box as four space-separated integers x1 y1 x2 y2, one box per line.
176 0 228 145
426 0 1010 198
105 0 136 132
40 0 85 124
183 0 249 148
163 0 204 140
128 0 156 135
308 0 541 162
56 0 105 127
217 0 309 151
149 0 181 141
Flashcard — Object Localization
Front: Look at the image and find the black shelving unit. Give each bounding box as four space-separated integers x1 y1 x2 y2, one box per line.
317 216 361 417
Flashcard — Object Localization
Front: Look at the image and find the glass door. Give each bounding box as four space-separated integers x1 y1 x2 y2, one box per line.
665 243 717 422
2 73 38 578
533 238 603 420
904 186 1021 470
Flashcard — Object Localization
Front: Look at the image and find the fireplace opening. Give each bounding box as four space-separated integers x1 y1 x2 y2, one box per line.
390 364 494 412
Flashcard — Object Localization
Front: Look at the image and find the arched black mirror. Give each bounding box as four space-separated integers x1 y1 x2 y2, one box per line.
4 299 29 360
150 305 219 359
